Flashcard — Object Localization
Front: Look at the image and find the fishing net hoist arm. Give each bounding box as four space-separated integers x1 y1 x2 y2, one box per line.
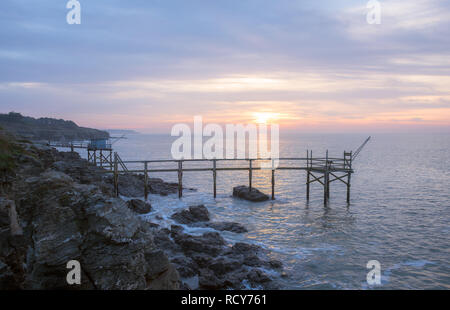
352 136 371 161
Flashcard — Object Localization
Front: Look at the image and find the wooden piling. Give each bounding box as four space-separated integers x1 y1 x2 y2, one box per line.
324 150 329 205
249 159 253 191
306 171 310 201
144 161 148 200
271 159 275 200
327 176 330 199
346 173 351 203
326 163 330 199
306 150 310 201
346 151 352 203
113 152 119 197
109 151 113 170
213 159 217 198
178 161 183 198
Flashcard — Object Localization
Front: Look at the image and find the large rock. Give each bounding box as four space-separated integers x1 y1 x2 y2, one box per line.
172 232 225 257
148 178 179 196
171 205 247 233
198 267 226 289
147 264 179 290
231 242 261 255
126 199 152 214
171 256 199 278
152 228 181 253
105 174 145 197
145 250 170 277
233 185 269 202
51 152 106 186
222 242 265 268
207 257 242 276
171 205 210 224
247 269 271 284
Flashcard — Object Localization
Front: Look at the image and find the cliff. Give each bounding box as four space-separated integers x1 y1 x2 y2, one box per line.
0 112 109 141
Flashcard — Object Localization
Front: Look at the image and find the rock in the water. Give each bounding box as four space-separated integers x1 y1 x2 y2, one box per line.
247 269 271 284
225 242 264 267
231 242 261 255
173 232 225 256
170 225 184 236
206 222 248 233
171 205 210 224
171 207 248 233
148 178 179 196
126 199 152 214
233 185 269 202
190 253 213 269
267 259 283 269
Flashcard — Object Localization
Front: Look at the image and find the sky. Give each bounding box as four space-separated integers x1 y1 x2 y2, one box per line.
0 0 449 133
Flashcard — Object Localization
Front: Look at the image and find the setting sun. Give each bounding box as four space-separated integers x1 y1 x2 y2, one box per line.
253 112 279 124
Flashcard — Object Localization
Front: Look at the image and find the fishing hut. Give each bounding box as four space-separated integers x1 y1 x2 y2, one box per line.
87 138 113 169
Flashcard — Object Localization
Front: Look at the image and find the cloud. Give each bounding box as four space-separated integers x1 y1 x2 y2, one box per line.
343 0 450 38
0 0 449 131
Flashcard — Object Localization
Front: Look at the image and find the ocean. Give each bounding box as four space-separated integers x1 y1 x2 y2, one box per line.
68 132 450 289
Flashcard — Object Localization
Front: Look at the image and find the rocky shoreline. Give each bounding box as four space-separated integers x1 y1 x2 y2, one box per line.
0 130 284 289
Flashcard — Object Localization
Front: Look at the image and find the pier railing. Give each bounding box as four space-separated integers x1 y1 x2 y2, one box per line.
48 141 90 149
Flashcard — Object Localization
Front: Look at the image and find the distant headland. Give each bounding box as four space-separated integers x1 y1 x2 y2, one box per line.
0 112 109 141
107 129 140 135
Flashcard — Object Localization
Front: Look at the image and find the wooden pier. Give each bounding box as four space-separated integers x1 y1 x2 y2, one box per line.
111 152 355 205
50 137 370 205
